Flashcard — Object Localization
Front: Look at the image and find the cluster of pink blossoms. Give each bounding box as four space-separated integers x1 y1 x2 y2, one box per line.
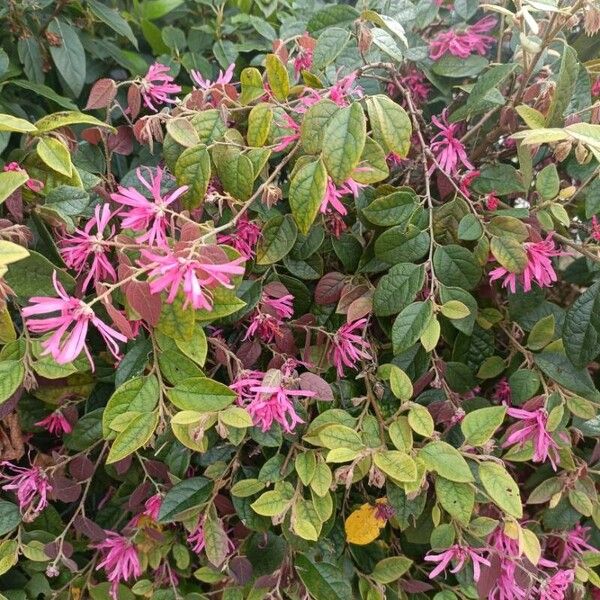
321 177 365 216
191 63 235 91
0 463 52 521
187 515 235 556
94 532 142 600
217 214 261 259
430 110 474 176
430 16 497 60
244 287 294 343
329 318 372 377
425 544 490 582
139 63 181 112
490 234 561 293
35 408 72 435
231 368 314 433
23 272 127 366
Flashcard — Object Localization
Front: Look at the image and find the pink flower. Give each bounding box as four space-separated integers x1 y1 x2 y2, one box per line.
430 109 474 176
329 72 363 106
486 192 500 211
329 318 372 377
111 166 188 247
0 462 52 520
425 544 491 582
503 405 560 469
3 162 44 192
592 77 600 97
537 569 574 600
489 560 528 600
187 515 235 555
142 246 245 311
191 64 235 91
591 215 600 241
489 234 561 293
294 45 314 76
459 170 480 198
430 16 497 60
217 215 262 259
59 204 117 291
22 272 127 366
548 524 597 564
35 409 72 435
244 289 294 342
493 378 512 404
94 531 142 600
320 177 365 216
273 113 301 151
140 63 181 111
231 369 314 433
394 68 430 107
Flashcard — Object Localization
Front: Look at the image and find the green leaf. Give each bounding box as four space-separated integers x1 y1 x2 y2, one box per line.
0 540 18 576
408 404 434 437
247 104 273 147
37 138 72 176
88 0 138 47
545 45 578 126
433 245 482 290
392 301 433 354
204 512 231 567
465 63 517 113
389 365 413 401
461 406 506 446
536 164 560 200
10 80 78 110
156 295 195 341
239 67 265 105
311 462 333 497
371 556 413 584
375 226 430 265
47 20 86 97
175 323 208 366
213 149 254 201
106 410 158 464
352 137 389 184
0 113 36 133
0 501 20 536
322 103 366 184
418 441 474 483
476 355 505 379
432 55 488 78
458 214 484 241
102 376 159 437
289 159 328 235
0 171 29 204
487 216 529 241
158 477 213 523
175 144 211 210
230 478 266 498
0 361 24 404
373 263 425 317
265 54 289 102
479 461 523 518
371 28 404 61
256 214 298 265
313 27 350 69
516 104 546 128
374 450 417 482
251 488 293 517
190 110 227 143
317 424 364 451
366 95 412 157
471 164 525 196
435 478 474 525
167 377 236 412
528 314 555 350
440 300 470 320
33 111 114 133
562 281 600 368
219 406 253 428
300 100 339 154
294 555 352 600
362 190 417 226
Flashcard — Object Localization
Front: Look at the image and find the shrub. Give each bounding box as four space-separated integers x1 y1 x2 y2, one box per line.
0 2 600 600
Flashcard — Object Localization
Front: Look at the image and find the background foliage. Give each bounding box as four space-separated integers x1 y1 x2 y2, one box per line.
1 1 600 599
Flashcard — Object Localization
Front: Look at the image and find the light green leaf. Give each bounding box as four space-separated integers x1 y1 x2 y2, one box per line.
419 441 474 483
461 406 506 446
366 95 412 157
37 138 73 176
167 377 236 412
289 159 327 235
479 461 523 518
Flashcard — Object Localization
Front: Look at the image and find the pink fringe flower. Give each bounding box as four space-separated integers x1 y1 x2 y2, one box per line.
59 204 117 291
329 72 363 106
142 246 245 311
425 544 491 582
430 109 474 176
320 177 365 216
111 166 188 247
191 64 235 91
493 377 512 404
459 169 480 198
430 16 497 60
489 234 561 293
140 63 181 112
217 215 262 259
273 113 301 152
503 406 560 469
22 272 127 366
94 532 142 600
3 161 44 192
537 569 574 600
35 409 72 435
131 493 162 526
485 192 500 211
329 318 372 377
244 288 295 343
187 515 235 555
0 462 52 520
591 215 600 241
548 524 597 564
231 369 313 433
294 45 314 76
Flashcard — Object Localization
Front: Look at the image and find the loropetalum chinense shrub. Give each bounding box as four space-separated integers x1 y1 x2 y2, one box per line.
2 2 600 600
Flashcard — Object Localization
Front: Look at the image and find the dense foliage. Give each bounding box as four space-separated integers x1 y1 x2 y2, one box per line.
1 1 600 599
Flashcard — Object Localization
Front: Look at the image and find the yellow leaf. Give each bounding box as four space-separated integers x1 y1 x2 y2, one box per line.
344 499 388 545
